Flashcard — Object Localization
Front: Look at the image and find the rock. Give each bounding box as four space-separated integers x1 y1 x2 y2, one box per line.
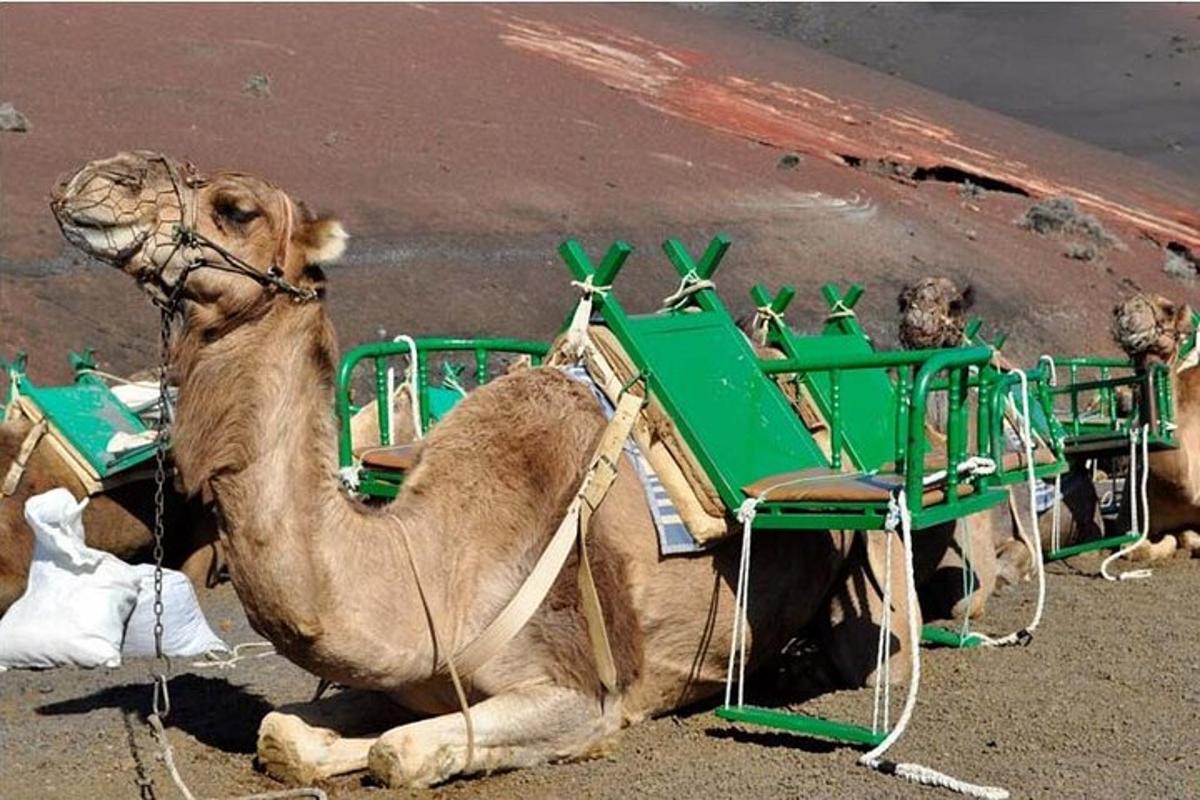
0 102 30 132
243 74 271 98
777 152 802 170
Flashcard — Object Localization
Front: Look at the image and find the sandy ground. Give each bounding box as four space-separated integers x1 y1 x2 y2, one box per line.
1 551 1197 800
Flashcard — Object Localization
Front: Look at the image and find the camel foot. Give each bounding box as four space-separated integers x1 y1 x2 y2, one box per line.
1125 536 1177 563
257 689 408 784
1176 530 1200 557
257 712 375 784
367 686 621 788
995 540 1031 589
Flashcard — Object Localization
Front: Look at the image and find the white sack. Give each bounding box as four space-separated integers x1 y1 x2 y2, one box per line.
123 565 228 658
0 489 139 669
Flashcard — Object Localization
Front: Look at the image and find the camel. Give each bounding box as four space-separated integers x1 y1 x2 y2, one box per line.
1111 293 1200 559
896 278 1107 591
51 150 940 788
0 411 220 614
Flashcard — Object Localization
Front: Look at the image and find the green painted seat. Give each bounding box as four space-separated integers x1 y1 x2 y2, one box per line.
559 237 1006 533
5 351 161 483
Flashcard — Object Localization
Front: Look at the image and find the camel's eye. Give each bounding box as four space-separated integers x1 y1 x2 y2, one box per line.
213 196 261 225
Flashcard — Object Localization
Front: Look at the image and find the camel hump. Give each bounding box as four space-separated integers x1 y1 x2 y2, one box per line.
404 367 606 495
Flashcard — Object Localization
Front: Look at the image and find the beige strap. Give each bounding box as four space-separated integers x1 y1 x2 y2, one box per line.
396 520 476 770
441 390 642 691
2 420 47 497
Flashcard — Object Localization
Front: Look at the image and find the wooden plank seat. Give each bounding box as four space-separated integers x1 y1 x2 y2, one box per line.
743 467 974 505
358 443 421 473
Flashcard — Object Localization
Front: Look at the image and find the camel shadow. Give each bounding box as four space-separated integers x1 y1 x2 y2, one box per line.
35 673 272 754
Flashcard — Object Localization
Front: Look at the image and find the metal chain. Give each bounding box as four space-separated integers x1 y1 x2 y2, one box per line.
151 300 176 719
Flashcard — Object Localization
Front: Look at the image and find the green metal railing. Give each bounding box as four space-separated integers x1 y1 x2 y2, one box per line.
1044 356 1176 453
336 337 550 498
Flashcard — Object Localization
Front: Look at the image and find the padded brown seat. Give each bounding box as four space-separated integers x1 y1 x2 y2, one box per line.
1000 447 1058 470
742 467 973 505
359 443 421 472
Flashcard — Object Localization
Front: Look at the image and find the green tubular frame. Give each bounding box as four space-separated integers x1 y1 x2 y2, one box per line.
560 237 1007 534
560 236 1008 747
814 284 1069 486
1043 356 1176 454
336 337 550 498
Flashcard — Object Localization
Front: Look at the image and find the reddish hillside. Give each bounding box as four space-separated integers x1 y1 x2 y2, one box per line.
1 4 1197 380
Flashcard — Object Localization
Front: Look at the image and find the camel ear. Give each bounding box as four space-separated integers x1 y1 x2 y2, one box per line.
1175 303 1194 336
958 284 976 312
297 217 348 265
897 286 913 313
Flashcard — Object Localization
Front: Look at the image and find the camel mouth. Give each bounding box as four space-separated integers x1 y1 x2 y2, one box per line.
56 217 150 268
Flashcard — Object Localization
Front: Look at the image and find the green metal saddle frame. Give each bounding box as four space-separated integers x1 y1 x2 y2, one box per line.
560 234 1010 748
3 350 162 486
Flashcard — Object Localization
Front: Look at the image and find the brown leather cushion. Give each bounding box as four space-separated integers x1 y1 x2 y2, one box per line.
359 443 421 472
1001 447 1058 470
743 467 974 505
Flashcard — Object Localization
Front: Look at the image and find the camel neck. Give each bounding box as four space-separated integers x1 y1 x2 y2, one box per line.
171 301 436 686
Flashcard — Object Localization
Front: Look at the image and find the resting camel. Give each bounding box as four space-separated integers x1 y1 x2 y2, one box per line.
1111 292 1200 558
896 278 1106 590
0 413 220 613
52 151 943 788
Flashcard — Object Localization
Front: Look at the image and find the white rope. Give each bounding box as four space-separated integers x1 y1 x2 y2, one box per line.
660 269 715 311
871 525 893 733
859 491 1010 800
388 334 423 442
974 369 1046 648
751 304 783 347
1101 424 1152 581
724 497 760 707
338 465 360 491
826 300 856 320
148 712 327 800
190 641 277 670
562 275 610 360
1050 472 1063 553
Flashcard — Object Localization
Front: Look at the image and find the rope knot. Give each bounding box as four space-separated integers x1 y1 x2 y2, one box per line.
660 269 715 311
569 275 611 300
736 497 761 525
826 300 856 320
752 304 783 345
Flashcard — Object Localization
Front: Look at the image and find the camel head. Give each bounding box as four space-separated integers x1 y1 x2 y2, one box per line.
896 277 975 350
51 150 347 313
1111 292 1192 368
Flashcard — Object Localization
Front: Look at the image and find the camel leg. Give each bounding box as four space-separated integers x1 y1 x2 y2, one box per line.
257 689 411 784
368 685 622 788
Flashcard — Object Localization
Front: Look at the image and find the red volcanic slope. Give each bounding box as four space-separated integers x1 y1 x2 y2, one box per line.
0 4 1197 379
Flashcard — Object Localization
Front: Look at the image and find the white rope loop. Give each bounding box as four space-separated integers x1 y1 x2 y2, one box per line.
563 275 611 360
660 269 715 311
1101 424 1152 581
724 497 761 708
751 304 783 346
387 334 423 442
859 491 1011 800
975 368 1046 649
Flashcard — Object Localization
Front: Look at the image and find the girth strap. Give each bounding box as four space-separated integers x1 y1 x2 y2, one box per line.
2 419 47 497
438 389 642 693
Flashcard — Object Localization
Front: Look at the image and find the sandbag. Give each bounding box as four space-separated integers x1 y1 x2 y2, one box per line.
123 565 228 658
0 489 140 669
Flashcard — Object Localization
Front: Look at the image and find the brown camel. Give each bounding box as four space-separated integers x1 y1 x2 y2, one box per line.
897 278 1107 593
1111 293 1200 559
52 151 934 788
0 411 220 614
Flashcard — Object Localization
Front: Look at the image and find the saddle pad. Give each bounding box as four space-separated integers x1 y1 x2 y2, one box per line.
563 366 706 556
